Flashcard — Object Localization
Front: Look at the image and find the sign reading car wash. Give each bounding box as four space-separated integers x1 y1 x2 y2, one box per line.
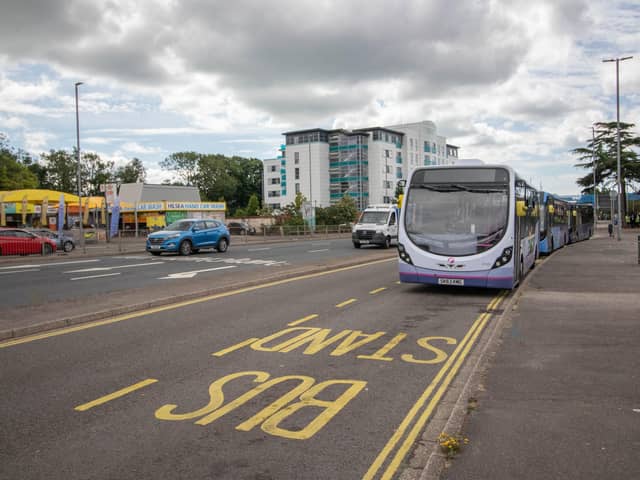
165 202 225 211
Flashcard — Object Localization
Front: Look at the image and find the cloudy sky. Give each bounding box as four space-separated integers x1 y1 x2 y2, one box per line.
1 0 638 194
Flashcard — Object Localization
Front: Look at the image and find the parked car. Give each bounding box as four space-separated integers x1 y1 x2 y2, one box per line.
146 219 230 256
227 221 257 235
0 228 57 256
29 229 75 253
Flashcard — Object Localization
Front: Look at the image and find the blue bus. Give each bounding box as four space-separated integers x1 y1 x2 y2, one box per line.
538 192 569 254
568 203 594 243
398 165 539 289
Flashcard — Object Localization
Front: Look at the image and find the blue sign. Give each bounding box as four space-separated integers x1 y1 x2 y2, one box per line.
57 194 65 235
110 196 120 238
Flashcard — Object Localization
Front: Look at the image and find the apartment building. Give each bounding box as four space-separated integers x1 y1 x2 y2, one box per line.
263 120 458 211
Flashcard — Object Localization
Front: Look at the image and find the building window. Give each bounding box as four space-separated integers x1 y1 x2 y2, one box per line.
295 168 300 180
270 165 277 172
295 183 300 194
294 152 299 164
385 149 390 158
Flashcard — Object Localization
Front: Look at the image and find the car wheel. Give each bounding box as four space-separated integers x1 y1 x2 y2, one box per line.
383 236 391 249
63 241 74 253
353 241 361 249
179 240 192 256
43 244 53 256
217 237 229 253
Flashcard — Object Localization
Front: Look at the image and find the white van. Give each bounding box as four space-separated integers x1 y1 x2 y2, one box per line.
352 204 399 249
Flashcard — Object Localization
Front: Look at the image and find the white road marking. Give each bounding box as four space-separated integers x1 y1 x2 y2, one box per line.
159 265 237 279
70 273 121 281
0 259 99 270
247 247 271 252
65 262 163 274
0 269 41 275
308 249 329 253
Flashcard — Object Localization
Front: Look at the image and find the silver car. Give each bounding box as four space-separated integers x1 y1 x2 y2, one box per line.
30 229 75 253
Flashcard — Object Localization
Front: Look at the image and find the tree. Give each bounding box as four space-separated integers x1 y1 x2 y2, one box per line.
41 150 77 193
315 195 358 226
277 193 306 226
246 194 260 216
159 152 200 186
572 122 640 223
160 151 264 214
82 151 114 196
0 136 38 190
116 158 146 184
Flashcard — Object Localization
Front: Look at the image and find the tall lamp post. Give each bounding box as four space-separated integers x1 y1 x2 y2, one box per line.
592 126 597 222
75 82 85 252
602 56 632 241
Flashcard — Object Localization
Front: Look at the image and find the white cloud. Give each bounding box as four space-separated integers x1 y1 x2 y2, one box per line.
0 0 638 194
24 131 57 152
120 141 163 155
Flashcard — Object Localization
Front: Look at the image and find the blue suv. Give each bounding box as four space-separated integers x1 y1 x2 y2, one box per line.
146 219 230 256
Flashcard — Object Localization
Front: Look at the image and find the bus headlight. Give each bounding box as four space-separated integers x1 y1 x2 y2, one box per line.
492 247 513 269
397 243 413 264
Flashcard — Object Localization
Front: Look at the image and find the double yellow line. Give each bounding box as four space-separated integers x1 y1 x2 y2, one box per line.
363 290 508 480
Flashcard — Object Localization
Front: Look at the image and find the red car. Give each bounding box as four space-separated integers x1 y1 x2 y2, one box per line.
0 228 57 256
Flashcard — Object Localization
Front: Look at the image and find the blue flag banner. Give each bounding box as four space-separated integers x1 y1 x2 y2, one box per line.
57 194 65 236
110 196 120 238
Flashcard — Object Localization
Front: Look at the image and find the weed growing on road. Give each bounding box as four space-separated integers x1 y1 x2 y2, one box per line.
438 433 469 458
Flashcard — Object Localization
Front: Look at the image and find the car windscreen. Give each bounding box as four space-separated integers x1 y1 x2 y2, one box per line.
404 183 509 256
165 220 194 231
358 211 389 225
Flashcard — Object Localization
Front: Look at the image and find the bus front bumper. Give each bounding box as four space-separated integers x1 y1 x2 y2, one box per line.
398 262 515 289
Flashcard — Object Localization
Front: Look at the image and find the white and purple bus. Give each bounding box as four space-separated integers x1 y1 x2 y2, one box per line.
398 165 539 289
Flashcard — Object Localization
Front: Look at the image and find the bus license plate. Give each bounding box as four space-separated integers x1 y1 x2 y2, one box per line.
438 278 464 286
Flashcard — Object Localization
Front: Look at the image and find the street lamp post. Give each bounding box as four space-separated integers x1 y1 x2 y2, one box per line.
75 82 85 252
602 56 632 241
592 126 597 222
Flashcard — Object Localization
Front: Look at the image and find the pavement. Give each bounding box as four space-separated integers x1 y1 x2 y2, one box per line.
432 225 640 480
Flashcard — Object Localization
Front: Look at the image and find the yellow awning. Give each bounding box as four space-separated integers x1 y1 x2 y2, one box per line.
0 189 79 203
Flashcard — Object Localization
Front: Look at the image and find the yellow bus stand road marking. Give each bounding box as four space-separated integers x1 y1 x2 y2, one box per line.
369 287 387 295
363 290 504 480
380 314 491 479
0 257 395 349
288 314 319 327
211 338 260 357
336 298 357 308
74 378 158 412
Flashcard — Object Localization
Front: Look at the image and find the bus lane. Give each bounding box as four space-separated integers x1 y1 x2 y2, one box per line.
0 260 506 480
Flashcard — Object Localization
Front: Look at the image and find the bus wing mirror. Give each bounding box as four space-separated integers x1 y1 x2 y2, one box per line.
516 200 527 217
